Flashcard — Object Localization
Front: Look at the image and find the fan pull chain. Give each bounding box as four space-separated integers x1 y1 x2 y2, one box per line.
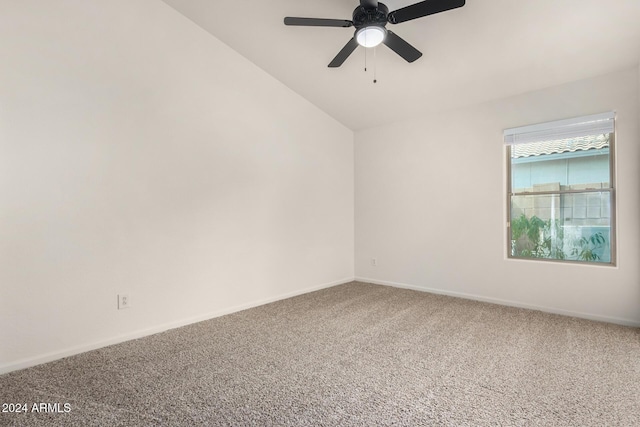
364 46 367 72
373 46 377 84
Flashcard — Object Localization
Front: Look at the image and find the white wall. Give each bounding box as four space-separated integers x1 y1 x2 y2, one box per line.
355 67 640 326
0 0 354 373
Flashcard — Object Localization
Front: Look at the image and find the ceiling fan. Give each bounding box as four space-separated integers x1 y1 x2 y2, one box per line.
284 0 465 68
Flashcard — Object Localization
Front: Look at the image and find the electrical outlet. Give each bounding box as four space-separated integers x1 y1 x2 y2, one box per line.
118 294 130 310
372 258 377 266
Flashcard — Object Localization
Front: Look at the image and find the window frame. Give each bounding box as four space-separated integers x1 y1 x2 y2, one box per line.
505 120 617 266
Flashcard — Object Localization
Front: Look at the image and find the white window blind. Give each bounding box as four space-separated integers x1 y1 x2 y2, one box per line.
503 112 615 145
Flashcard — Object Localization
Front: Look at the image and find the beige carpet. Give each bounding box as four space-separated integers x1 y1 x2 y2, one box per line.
1 281 639 426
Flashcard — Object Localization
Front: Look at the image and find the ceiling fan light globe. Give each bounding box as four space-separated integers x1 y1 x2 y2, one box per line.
356 26 386 48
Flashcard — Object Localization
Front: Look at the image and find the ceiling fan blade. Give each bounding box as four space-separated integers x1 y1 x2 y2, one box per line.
383 31 422 63
388 0 465 24
328 38 359 68
360 0 379 8
284 17 353 27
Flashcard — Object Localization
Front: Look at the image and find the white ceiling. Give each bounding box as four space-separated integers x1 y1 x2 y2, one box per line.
161 0 640 131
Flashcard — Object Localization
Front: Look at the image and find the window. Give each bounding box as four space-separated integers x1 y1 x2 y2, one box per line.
505 112 615 265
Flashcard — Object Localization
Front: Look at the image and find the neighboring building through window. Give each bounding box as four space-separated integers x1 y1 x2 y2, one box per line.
504 113 615 264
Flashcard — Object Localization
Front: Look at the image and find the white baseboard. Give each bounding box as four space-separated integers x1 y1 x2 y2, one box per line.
0 277 354 375
355 276 640 328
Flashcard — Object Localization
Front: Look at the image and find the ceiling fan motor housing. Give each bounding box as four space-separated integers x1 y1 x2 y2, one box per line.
352 2 389 29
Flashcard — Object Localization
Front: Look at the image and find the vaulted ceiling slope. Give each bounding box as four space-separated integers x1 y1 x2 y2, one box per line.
161 0 640 131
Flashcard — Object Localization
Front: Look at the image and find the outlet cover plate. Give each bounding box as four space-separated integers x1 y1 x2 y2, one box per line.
118 294 130 310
